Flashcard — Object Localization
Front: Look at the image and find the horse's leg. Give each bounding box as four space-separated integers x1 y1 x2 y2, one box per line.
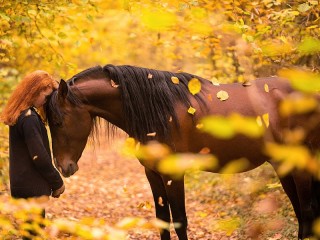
278 174 303 239
161 174 188 240
292 170 315 239
144 168 171 240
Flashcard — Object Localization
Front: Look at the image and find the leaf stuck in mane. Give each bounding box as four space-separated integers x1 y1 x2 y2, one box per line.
25 109 32 116
110 79 119 88
148 73 153 79
188 78 201 95
188 106 196 115
216 90 229 101
171 76 179 84
147 132 156 137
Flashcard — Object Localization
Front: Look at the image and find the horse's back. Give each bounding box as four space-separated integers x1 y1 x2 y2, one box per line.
170 77 293 172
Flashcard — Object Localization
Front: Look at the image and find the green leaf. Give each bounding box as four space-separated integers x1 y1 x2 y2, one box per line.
0 12 10 21
298 37 320 55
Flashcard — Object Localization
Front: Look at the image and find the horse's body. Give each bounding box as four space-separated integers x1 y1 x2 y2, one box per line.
46 64 320 240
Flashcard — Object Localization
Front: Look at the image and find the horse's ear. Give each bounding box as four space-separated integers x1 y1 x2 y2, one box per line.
58 79 68 101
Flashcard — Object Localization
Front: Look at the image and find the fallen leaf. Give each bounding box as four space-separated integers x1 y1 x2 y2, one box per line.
264 83 269 92
216 90 229 101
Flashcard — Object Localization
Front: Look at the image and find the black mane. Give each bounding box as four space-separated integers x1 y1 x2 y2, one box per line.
48 64 208 143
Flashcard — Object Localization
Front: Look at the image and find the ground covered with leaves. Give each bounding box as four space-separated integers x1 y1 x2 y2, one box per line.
43 135 298 240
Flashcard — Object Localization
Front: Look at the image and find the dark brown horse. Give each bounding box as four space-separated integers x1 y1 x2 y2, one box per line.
46 64 320 240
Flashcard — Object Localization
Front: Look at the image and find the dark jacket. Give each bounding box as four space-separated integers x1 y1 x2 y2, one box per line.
9 108 63 198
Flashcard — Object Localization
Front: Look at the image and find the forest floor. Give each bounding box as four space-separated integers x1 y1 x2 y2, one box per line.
45 135 298 240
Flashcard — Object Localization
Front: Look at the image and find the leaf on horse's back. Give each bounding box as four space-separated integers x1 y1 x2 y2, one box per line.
188 78 201 95
188 106 196 115
171 76 179 84
216 90 229 101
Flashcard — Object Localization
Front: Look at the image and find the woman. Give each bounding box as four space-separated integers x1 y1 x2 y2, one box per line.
0 70 65 200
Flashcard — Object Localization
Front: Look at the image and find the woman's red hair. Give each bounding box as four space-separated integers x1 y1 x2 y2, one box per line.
1 70 58 126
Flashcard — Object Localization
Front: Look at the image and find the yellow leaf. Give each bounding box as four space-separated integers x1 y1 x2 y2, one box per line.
279 69 320 93
171 76 179 84
188 78 201 95
158 154 218 177
256 116 263 127
264 83 269 92
201 114 264 139
188 106 196 115
220 158 250 174
262 113 269 128
214 217 241 236
216 90 229 101
265 143 312 176
279 95 317 117
134 141 171 161
141 10 177 31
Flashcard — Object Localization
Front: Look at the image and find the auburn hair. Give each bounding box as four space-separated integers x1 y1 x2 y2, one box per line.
1 70 58 126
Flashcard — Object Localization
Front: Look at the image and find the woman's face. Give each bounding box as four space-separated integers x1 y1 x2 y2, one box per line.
33 87 53 108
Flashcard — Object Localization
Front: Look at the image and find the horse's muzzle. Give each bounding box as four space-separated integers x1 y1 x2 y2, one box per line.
55 158 79 177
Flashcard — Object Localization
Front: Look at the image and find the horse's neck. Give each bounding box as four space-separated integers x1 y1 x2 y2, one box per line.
74 79 126 129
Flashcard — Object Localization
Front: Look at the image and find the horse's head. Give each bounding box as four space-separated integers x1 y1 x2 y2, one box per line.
47 80 93 177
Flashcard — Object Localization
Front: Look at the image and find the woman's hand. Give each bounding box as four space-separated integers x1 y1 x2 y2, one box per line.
52 183 65 198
